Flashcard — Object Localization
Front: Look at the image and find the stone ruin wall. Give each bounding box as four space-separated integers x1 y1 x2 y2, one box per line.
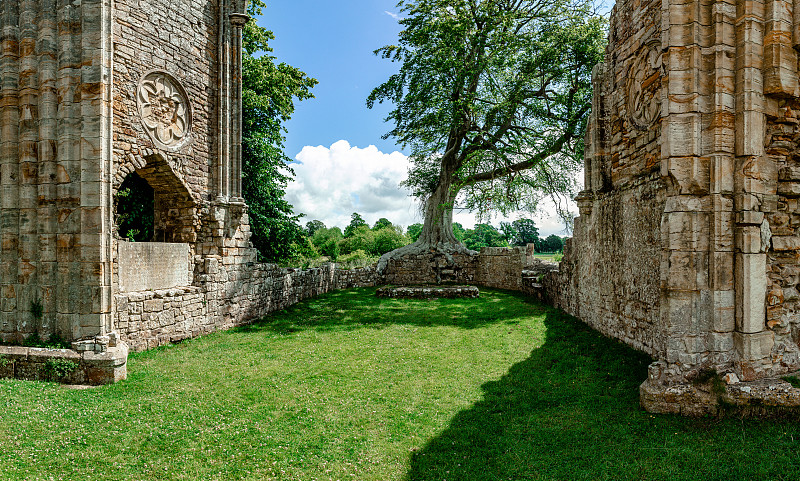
547 0 667 357
116 264 378 352
112 0 220 246
116 246 535 352
0 0 115 343
545 0 800 411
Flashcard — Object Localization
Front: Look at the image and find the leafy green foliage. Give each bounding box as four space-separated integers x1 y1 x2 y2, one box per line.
407 223 424 242
43 359 78 380
340 225 411 256
305 220 326 237
369 0 606 236
343 213 368 238
462 223 508 251
114 172 154 242
512 218 540 245
372 218 394 231
241 0 317 262
539 234 565 253
310 227 343 260
452 222 467 242
335 250 380 270
21 333 70 350
340 225 374 253
373 227 411 255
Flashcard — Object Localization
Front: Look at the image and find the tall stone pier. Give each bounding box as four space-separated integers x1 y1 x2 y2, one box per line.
547 0 800 414
0 0 256 382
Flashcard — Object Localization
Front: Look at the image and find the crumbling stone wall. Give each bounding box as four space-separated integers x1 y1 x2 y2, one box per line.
381 252 478 285
546 0 800 413
476 247 530 291
546 0 666 357
116 263 379 352
115 247 534 352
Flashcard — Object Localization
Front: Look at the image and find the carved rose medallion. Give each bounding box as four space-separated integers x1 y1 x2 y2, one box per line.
137 71 192 150
626 41 663 131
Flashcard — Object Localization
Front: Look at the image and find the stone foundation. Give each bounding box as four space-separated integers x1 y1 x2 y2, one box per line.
0 344 128 385
376 285 480 299
640 373 800 417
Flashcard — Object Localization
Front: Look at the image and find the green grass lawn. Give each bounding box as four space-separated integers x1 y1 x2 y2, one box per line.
1 288 800 480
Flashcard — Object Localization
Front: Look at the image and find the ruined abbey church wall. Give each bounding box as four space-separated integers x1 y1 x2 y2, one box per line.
111 0 221 244
548 0 667 357
546 0 800 411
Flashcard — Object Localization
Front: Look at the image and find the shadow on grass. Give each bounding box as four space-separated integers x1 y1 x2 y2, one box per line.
406 310 800 481
234 287 545 334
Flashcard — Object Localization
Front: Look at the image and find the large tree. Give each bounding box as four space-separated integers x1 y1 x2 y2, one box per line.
241 0 317 262
368 0 605 268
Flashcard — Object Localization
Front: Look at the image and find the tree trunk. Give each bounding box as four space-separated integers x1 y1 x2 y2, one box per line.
376 154 475 277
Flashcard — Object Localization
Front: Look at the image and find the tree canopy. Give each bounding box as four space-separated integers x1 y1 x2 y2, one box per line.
369 0 605 257
241 0 318 262
344 213 368 238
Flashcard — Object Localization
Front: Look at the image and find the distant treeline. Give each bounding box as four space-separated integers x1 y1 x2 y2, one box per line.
291 214 566 269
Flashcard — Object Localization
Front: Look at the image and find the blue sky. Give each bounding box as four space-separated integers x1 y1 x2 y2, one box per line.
255 1 577 236
256 0 404 156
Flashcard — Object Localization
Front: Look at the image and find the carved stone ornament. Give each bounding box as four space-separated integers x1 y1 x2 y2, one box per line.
626 40 663 131
137 71 193 150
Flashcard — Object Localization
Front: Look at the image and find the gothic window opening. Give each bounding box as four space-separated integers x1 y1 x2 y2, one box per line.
115 171 155 242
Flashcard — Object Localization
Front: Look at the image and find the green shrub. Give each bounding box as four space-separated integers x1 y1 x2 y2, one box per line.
43 358 78 380
553 252 563 262
339 226 375 254
336 250 379 269
372 227 410 255
310 227 343 260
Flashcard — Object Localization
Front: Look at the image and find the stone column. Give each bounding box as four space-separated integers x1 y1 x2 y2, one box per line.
229 11 249 203
216 0 231 201
659 0 716 376
733 0 773 378
0 3 22 341
706 1 736 372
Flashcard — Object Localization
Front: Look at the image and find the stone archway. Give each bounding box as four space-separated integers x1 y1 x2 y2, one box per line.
116 153 198 243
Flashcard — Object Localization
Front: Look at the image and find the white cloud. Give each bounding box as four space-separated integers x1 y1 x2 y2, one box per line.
384 10 401 20
286 140 420 230
286 140 576 236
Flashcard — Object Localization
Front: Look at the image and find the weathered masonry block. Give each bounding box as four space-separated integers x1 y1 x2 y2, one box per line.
546 0 800 414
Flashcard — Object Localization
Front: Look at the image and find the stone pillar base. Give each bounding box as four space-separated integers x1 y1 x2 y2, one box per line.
640 373 800 417
0 343 128 385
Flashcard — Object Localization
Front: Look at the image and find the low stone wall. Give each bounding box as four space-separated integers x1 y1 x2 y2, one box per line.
381 251 478 285
381 245 539 289
115 247 542 353
0 344 128 385
116 263 380 352
5 245 554 384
